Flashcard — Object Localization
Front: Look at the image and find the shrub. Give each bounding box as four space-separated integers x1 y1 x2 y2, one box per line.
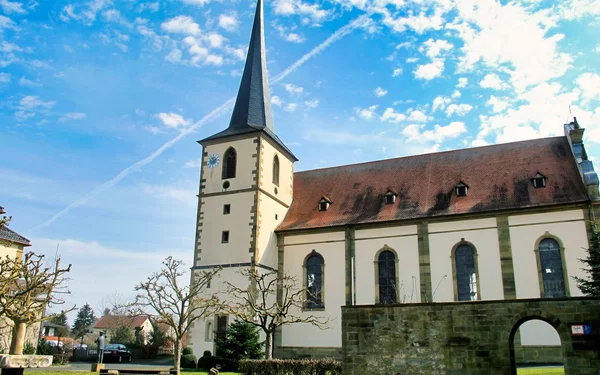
214 320 262 370
181 347 194 356
23 342 36 355
37 339 53 355
238 358 342 375
197 351 217 371
180 354 197 369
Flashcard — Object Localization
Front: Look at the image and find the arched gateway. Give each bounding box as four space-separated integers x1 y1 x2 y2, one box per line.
342 297 600 375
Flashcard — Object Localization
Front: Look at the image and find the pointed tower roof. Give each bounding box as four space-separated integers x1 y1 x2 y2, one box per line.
200 0 296 160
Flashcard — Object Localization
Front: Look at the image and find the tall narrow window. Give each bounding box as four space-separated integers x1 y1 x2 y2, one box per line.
539 238 565 298
222 147 237 179
215 316 227 356
306 253 324 308
273 155 280 186
455 244 478 301
378 251 397 304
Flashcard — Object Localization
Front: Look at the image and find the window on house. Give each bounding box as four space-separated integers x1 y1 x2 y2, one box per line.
539 238 565 298
455 244 477 301
385 191 397 205
306 253 324 308
532 173 547 189
221 231 229 243
456 182 469 197
273 155 280 186
223 204 231 215
378 251 397 304
215 316 228 356
222 147 237 179
205 321 213 342
318 197 331 212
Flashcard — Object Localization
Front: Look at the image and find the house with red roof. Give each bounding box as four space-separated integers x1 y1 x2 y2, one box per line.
187 0 600 364
93 315 154 345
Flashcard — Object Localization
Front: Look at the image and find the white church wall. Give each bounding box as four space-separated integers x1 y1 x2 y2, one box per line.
428 218 504 302
259 136 294 206
509 209 588 299
354 225 420 304
198 192 255 265
281 231 345 348
202 137 258 194
256 192 289 267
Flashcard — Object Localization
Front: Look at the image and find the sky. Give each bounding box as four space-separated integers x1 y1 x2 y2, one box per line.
1 0 600 319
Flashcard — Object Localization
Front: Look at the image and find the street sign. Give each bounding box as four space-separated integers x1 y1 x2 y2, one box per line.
572 324 592 336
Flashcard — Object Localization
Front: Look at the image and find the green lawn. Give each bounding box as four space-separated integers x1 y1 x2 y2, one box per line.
517 367 564 375
24 372 240 375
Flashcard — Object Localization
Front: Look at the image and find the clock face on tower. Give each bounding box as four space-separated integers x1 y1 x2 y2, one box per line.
207 153 220 168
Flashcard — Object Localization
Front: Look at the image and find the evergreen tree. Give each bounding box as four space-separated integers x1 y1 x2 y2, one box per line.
72 304 96 342
574 228 600 296
110 326 134 345
49 310 70 337
214 320 262 364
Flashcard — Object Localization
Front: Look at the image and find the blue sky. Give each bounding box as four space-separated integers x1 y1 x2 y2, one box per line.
1 0 599 316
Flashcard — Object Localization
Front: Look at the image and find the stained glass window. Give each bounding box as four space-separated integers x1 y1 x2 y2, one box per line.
539 238 565 298
378 250 397 304
455 244 477 301
306 254 323 308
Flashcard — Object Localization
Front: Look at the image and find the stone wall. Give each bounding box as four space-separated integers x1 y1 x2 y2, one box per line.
274 346 342 360
514 346 562 365
342 298 600 375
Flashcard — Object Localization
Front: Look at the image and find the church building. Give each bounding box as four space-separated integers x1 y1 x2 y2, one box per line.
188 0 600 360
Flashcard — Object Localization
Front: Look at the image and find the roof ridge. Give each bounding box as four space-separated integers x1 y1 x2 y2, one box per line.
294 135 567 175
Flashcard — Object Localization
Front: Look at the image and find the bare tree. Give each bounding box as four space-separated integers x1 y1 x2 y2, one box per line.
134 257 219 375
220 268 330 359
0 252 72 355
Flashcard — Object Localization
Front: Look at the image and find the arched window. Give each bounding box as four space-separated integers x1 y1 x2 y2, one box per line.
539 238 565 298
454 244 478 301
205 321 212 342
306 253 324 308
273 155 280 186
378 250 397 304
222 147 237 179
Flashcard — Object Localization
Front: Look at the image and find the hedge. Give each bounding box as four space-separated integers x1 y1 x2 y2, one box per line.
238 359 342 375
180 354 198 369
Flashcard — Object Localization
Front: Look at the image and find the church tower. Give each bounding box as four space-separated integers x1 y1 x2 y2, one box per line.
188 0 297 355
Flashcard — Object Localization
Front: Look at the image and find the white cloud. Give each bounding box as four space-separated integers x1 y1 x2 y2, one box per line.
19 95 55 110
432 96 451 112
144 126 166 135
285 33 305 43
380 108 406 123
284 103 298 112
271 96 283 107
382 7 445 34
59 0 112 24
576 73 600 101
357 105 378 120
218 13 238 31
161 15 201 36
374 87 388 97
408 109 428 122
165 48 183 64
205 32 226 48
406 57 419 63
181 0 210 5
138 1 159 12
403 122 467 144
487 95 510 113
451 90 461 99
0 0 26 14
60 112 86 121
392 68 402 77
284 83 304 95
18 76 41 87
141 184 195 206
446 103 473 117
204 54 223 66
457 77 468 88
0 72 10 83
157 112 191 128
421 38 453 59
480 73 510 90
414 59 444 80
273 0 329 24
184 159 202 169
305 99 319 109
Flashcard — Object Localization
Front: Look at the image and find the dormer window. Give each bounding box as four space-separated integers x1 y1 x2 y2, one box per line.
532 173 547 189
318 197 332 212
384 190 397 205
455 182 469 197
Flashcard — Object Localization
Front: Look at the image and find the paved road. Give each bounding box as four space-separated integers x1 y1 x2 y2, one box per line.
27 361 174 372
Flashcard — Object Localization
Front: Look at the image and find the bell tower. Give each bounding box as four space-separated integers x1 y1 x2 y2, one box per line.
188 0 297 355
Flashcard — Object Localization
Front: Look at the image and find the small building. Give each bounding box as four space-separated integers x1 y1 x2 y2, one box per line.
93 315 154 345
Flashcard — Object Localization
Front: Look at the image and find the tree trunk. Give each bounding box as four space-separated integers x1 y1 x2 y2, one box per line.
265 332 273 360
9 322 27 355
174 340 182 375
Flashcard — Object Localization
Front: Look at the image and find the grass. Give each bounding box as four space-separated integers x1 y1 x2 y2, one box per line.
24 372 240 375
517 367 565 375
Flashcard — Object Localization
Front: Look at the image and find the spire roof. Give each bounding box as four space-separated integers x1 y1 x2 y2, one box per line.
200 0 296 160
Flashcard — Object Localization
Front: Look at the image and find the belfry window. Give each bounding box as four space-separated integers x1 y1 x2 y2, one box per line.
454 244 478 301
384 190 397 205
222 147 237 180
273 155 280 186
378 250 397 304
455 182 469 197
532 173 547 189
539 238 565 298
305 252 324 308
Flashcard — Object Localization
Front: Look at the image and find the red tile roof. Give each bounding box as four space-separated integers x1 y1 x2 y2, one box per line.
94 315 150 330
277 137 589 232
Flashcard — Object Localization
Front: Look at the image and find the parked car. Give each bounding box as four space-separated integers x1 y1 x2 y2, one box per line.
103 344 132 363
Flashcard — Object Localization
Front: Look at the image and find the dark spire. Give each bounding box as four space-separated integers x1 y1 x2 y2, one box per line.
228 0 274 131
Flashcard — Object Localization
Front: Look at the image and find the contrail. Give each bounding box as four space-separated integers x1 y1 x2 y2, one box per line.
31 15 369 231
